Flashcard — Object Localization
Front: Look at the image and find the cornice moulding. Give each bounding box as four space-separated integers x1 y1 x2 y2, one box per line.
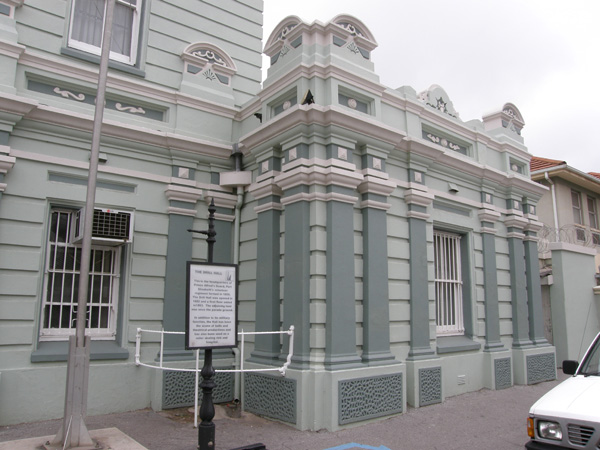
504 215 529 230
0 92 38 118
404 188 434 207
248 180 283 200
241 104 407 153
2 0 24 7
15 102 232 160
165 184 203 203
357 176 397 196
274 164 364 191
260 60 385 103
480 226 498 235
18 50 238 119
478 209 501 223
0 39 26 59
0 153 16 173
206 191 238 209
403 137 546 196
214 212 235 222
360 199 391 210
255 170 282 184
254 202 283 214
406 210 430 221
525 219 544 233
547 241 598 256
280 190 358 206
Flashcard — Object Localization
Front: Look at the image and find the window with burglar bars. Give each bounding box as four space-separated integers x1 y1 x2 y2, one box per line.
40 209 121 340
434 230 464 336
68 0 142 65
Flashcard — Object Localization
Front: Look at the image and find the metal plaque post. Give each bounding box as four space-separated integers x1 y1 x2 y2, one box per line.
189 199 217 450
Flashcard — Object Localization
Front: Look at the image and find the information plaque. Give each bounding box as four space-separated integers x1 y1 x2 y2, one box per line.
186 262 238 349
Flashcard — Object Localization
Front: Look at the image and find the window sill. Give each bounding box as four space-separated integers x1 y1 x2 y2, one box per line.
60 47 146 78
31 340 129 363
436 335 481 354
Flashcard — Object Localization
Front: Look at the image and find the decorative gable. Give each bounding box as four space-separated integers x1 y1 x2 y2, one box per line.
418 85 459 118
482 102 525 137
264 14 378 72
181 43 237 86
330 14 377 60
264 16 304 66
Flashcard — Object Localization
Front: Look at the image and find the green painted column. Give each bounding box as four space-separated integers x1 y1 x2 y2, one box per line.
281 190 311 368
324 190 361 369
405 188 436 360
210 201 234 264
524 226 549 346
249 180 282 364
359 174 396 365
505 215 532 349
161 185 202 359
479 209 504 351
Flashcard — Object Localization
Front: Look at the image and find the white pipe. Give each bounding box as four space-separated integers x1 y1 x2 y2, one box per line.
280 326 294 376
135 328 141 366
232 347 241 401
545 172 560 241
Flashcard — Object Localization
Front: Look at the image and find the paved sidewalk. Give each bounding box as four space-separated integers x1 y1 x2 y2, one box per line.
0 375 565 450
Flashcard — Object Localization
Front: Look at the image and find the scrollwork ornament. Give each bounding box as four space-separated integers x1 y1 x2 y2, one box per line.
53 87 85 102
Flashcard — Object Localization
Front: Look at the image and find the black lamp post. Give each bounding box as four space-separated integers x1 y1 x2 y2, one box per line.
188 199 217 450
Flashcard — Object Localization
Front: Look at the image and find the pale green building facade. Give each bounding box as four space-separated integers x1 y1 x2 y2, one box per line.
0 0 555 431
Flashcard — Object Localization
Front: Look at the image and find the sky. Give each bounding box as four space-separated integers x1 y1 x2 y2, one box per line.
262 0 600 174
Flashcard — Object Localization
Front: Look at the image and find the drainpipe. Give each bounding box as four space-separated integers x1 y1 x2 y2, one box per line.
232 145 244 267
231 144 244 403
545 172 560 241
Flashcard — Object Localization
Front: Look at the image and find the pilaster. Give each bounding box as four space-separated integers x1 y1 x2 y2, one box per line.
523 211 549 347
358 167 397 365
276 159 312 369
248 166 283 364
405 185 435 360
478 206 504 351
505 213 532 349
161 184 203 359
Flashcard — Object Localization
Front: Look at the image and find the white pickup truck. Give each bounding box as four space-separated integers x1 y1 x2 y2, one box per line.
526 331 600 449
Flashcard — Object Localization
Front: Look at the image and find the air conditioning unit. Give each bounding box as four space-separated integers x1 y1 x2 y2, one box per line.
71 207 133 246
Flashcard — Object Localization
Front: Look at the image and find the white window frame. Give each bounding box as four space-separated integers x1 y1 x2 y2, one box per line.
68 0 142 65
572 190 583 225
434 230 465 336
40 209 121 341
588 196 598 230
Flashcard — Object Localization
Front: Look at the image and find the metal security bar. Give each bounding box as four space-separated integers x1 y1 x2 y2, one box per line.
134 326 295 427
41 209 120 338
434 230 464 336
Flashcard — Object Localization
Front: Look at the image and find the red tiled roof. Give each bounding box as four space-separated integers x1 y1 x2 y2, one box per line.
589 172 600 180
530 156 567 172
